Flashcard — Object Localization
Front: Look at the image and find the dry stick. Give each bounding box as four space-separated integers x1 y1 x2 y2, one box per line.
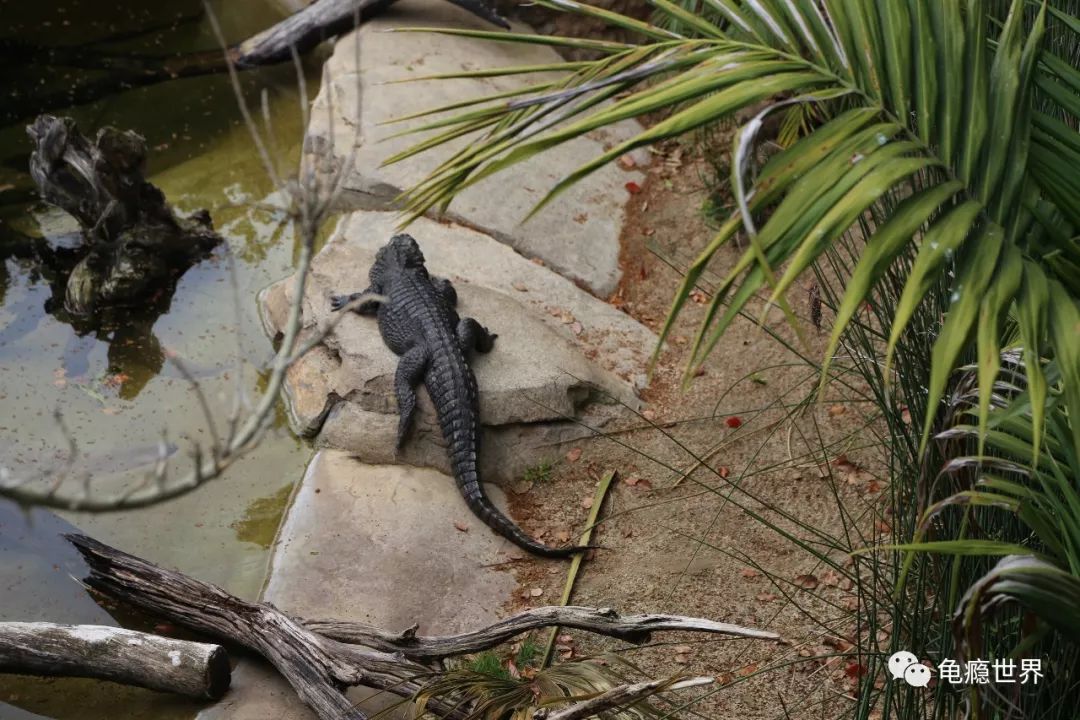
305 605 779 660
66 533 778 720
540 676 715 720
0 622 230 700
0 3 367 512
540 469 617 669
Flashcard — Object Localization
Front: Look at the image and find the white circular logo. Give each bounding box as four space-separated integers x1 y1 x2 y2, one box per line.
888 650 919 680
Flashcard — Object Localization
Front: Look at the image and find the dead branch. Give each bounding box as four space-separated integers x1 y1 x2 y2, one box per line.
539 676 715 720
305 606 780 660
67 534 778 720
67 534 454 720
0 3 369 512
0 622 229 700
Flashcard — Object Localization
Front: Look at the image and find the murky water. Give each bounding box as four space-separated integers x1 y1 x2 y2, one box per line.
0 2 321 717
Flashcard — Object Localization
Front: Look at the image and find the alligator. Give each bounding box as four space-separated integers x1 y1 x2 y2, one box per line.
330 234 588 558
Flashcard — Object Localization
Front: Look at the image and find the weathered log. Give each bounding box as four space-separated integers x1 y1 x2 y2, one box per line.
8 0 507 123
26 115 220 315
67 533 436 720
0 621 230 700
66 533 780 720
304 605 780 660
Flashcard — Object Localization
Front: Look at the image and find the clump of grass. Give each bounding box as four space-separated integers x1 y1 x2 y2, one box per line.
515 637 542 668
523 460 553 484
466 651 510 680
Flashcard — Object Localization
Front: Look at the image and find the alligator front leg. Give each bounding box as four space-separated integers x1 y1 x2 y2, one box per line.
457 318 497 354
329 287 380 315
394 345 430 448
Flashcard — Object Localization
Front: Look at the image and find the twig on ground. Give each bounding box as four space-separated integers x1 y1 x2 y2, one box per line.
67 533 776 720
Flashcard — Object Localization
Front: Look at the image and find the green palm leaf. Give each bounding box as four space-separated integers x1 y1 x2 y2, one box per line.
391 0 1080 458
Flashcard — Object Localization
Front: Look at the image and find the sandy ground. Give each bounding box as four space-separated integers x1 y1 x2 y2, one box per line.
498 140 893 719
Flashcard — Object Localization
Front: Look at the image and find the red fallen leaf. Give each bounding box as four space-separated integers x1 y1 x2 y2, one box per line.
454 522 469 533
756 592 778 602
735 663 758 677
718 466 730 478
740 568 759 579
625 181 643 194
725 416 743 429
844 661 867 680
794 573 819 590
566 447 583 462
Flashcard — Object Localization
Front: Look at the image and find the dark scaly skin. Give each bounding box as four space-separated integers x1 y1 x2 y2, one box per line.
331 234 587 558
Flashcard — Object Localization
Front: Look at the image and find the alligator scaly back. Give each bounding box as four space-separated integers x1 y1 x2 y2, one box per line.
330 234 588 558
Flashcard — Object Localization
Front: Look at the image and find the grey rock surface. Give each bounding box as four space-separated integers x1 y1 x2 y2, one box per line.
200 450 525 720
262 451 520 627
305 0 647 296
259 212 652 483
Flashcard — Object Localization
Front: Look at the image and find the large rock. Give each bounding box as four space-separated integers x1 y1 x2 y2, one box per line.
263 451 519 626
259 212 654 483
200 451 523 720
304 0 647 296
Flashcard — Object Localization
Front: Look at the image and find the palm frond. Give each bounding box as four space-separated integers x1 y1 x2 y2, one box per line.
391 0 1080 461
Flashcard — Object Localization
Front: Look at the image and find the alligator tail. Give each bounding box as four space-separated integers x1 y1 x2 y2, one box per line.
454 463 589 558
430 353 589 559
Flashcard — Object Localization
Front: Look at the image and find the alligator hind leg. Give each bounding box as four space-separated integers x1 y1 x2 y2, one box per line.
457 317 497 354
394 345 430 448
432 276 458 307
329 287 379 315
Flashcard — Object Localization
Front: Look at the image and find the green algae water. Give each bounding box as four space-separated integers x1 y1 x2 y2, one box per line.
0 2 320 717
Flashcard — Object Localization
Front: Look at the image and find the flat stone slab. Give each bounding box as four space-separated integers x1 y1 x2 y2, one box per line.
200 450 521 720
259 212 653 481
262 450 519 628
306 0 647 296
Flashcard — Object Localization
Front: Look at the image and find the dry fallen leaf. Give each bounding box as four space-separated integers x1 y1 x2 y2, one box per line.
827 404 847 417
512 282 528 292
794 574 819 590
740 568 760 579
581 496 594 510
641 409 656 421
566 447 583 463
756 592 778 602
530 587 544 597
617 154 637 170
570 321 583 335
453 522 469 533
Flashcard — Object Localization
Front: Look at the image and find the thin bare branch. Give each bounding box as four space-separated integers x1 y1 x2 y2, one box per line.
540 676 715 720
304 605 780 660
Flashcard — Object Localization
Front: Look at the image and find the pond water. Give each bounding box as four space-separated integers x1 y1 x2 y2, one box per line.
0 2 321 717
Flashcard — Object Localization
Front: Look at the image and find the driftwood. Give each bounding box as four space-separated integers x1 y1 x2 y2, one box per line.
305 605 779 660
7 0 508 123
68 533 780 720
0 621 229 700
26 114 220 315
